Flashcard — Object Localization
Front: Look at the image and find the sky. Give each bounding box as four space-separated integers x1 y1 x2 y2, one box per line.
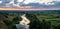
0 0 60 8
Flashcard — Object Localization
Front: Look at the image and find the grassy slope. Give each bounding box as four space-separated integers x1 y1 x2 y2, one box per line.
0 11 60 29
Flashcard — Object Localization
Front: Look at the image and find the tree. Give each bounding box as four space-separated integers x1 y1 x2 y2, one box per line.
26 13 41 29
42 19 51 29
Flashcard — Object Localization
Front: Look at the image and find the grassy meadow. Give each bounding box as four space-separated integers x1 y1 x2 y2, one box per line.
0 10 60 29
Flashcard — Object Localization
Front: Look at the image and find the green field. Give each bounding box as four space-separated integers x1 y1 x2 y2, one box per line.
0 11 60 29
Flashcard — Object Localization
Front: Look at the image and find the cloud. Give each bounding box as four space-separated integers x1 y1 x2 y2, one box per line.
0 1 2 4
22 0 60 5
5 0 21 7
0 0 60 8
17 0 24 2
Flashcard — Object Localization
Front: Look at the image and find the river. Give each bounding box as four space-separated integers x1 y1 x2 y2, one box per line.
16 14 30 29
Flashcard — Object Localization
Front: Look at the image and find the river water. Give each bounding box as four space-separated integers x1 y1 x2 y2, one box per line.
16 14 30 29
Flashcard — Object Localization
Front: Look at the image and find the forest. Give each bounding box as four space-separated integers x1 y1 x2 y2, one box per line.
0 10 60 29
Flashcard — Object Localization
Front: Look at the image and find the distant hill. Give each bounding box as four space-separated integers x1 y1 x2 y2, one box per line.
0 10 60 13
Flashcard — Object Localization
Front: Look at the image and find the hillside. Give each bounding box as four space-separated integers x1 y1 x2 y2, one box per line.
0 10 60 29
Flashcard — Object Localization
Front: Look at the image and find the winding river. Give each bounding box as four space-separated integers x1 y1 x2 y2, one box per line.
16 14 30 29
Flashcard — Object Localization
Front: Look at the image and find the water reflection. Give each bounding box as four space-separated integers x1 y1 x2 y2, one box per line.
16 14 30 29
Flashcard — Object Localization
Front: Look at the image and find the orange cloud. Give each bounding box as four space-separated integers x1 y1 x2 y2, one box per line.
0 7 60 11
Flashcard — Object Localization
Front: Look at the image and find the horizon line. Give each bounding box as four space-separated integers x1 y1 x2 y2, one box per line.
0 7 60 11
